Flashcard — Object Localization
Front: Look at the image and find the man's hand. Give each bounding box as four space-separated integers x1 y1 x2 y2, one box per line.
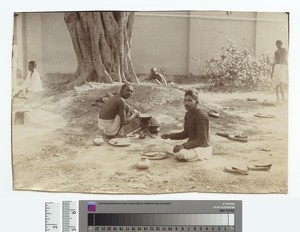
161 134 170 139
173 144 184 153
132 109 140 118
271 64 275 79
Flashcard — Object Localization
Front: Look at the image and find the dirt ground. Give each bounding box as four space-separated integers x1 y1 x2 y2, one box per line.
11 77 288 194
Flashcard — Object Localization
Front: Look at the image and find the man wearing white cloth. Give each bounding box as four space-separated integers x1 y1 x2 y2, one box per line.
98 83 140 137
19 60 43 93
271 40 288 101
161 89 212 161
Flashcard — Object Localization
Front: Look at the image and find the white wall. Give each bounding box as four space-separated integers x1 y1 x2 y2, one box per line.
16 11 289 77
25 13 43 75
131 12 189 75
255 12 289 56
41 13 77 74
188 11 257 74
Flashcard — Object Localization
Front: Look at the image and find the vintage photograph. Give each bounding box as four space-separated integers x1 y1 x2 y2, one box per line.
11 11 289 194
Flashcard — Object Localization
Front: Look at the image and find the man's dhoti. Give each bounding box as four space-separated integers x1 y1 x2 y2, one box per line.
174 145 213 161
98 115 122 136
272 64 288 87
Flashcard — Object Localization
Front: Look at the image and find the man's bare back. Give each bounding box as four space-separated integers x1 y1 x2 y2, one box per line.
98 84 139 131
99 95 125 120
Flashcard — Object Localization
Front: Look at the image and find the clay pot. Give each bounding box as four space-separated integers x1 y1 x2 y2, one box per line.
137 157 150 169
93 136 104 146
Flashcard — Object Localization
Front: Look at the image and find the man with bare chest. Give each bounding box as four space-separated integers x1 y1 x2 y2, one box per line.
98 83 139 137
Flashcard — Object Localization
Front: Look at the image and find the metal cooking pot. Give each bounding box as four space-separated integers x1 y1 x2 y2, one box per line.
139 114 152 120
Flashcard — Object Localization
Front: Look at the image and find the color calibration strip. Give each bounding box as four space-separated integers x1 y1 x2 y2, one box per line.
87 213 234 226
79 201 242 232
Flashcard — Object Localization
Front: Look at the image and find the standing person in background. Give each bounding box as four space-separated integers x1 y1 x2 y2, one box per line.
271 40 288 101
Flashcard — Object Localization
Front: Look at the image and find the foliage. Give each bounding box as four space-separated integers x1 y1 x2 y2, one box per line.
203 40 273 92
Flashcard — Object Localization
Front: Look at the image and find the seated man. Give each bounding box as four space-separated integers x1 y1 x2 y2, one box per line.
161 89 212 161
98 83 139 137
14 60 43 97
146 67 168 86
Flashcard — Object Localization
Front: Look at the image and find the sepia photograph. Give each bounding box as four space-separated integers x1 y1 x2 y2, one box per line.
11 11 289 194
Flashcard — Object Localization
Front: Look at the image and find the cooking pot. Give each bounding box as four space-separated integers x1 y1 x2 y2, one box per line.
139 114 152 120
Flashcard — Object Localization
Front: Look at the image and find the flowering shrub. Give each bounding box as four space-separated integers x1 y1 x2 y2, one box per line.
204 40 273 92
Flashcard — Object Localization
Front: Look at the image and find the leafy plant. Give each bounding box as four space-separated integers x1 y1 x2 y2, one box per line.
203 40 273 92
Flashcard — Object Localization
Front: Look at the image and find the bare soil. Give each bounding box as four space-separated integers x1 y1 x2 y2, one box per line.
11 76 288 194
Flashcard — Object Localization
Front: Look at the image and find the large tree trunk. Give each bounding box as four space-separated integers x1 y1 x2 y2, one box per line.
64 12 139 89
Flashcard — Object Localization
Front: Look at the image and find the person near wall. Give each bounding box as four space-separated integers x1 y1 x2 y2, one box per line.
271 40 288 101
17 60 43 95
161 89 212 161
98 83 140 137
146 67 168 86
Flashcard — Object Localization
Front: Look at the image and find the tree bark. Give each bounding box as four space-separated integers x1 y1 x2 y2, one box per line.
64 12 139 89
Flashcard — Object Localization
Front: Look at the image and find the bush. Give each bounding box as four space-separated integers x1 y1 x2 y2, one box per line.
204 40 273 92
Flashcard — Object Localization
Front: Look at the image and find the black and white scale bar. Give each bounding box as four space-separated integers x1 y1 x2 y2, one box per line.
45 202 61 232
87 225 234 232
63 201 78 232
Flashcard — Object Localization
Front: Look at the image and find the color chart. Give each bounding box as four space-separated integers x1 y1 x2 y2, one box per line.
79 201 242 232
